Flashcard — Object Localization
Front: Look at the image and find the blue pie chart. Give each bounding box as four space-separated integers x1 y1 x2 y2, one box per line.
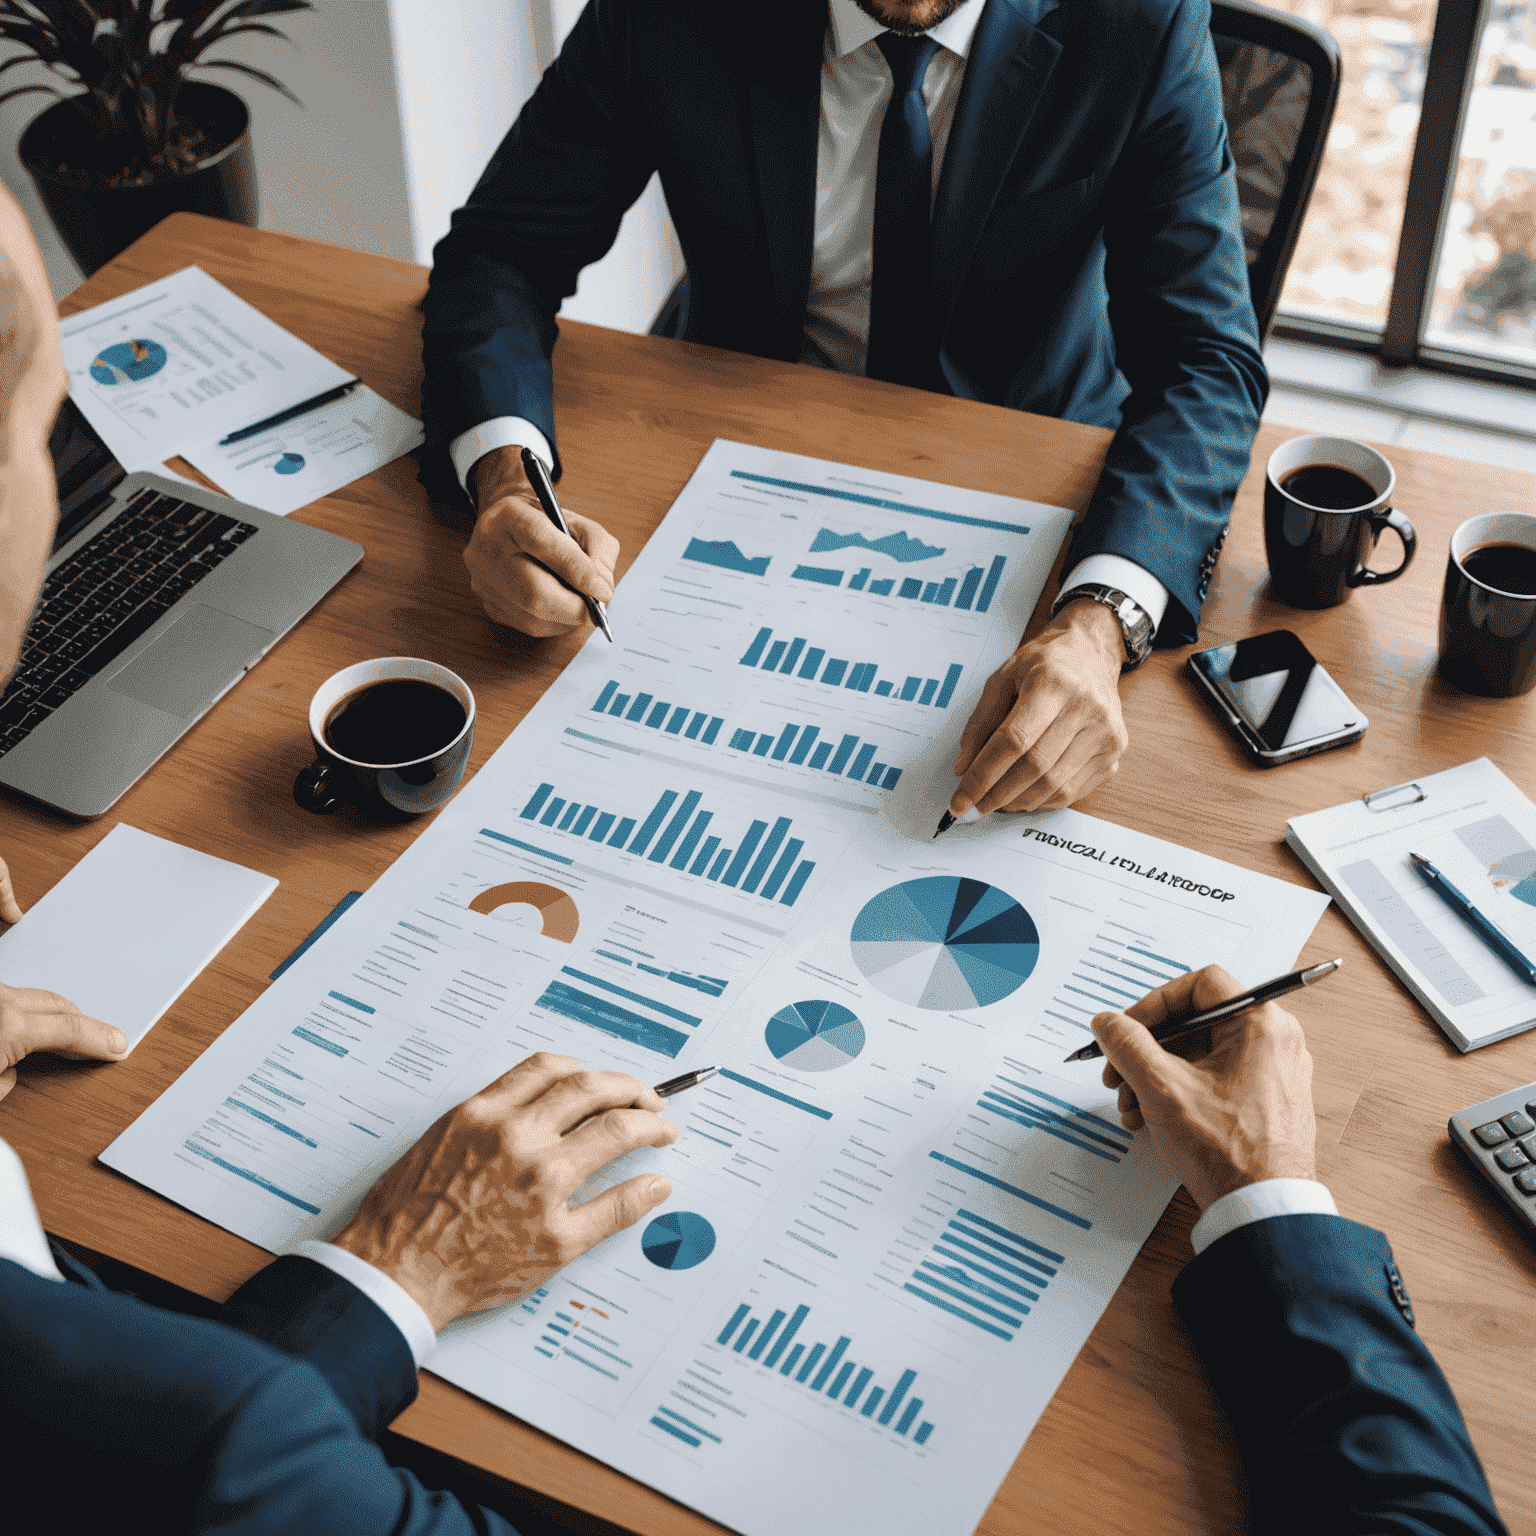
850 876 1039 1010
641 1211 716 1271
89 338 167 385
765 1000 865 1071
274 452 305 475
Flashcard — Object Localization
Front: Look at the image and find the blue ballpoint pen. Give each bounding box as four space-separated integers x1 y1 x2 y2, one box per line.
1408 851 1536 986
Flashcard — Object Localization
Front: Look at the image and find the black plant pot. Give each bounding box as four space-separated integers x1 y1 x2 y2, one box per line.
19 81 258 277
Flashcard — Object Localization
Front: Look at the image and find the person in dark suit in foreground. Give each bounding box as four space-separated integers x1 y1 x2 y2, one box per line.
420 0 1268 826
1091 970 1509 1536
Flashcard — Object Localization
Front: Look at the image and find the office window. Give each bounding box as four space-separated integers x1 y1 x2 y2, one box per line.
1271 0 1437 330
1423 0 1536 365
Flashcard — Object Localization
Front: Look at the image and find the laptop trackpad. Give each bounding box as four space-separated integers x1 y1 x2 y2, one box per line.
108 605 276 720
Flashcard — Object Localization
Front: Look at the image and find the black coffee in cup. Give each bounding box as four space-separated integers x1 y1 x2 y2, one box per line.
1278 464 1376 512
324 678 467 764
1459 543 1536 598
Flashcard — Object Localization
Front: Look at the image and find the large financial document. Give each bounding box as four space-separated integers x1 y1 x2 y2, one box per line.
105 442 1330 1536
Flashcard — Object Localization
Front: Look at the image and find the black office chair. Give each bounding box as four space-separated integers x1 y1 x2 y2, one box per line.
1211 0 1341 339
652 0 1341 343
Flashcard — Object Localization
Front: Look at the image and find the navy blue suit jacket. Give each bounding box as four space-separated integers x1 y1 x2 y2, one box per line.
420 0 1267 641
2 1253 521 1535
1174 1215 1507 1536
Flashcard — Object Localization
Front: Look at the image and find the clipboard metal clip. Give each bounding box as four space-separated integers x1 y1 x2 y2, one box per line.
1363 780 1426 812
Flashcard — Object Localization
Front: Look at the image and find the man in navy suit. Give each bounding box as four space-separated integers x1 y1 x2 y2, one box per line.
421 0 1268 824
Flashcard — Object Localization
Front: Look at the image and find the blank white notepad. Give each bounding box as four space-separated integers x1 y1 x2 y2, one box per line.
0 824 277 1050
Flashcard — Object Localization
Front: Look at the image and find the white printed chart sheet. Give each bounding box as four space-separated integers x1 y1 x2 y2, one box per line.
61 266 353 471
105 442 1330 1536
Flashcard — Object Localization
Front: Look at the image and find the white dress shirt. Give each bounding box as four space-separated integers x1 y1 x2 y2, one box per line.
447 0 1170 634
0 1137 437 1366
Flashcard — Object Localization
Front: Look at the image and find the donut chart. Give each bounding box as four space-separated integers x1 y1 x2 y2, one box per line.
850 876 1039 1010
468 881 579 941
764 1000 865 1071
641 1211 716 1270
90 338 167 385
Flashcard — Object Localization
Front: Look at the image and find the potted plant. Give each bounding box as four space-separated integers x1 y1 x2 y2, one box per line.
0 0 313 275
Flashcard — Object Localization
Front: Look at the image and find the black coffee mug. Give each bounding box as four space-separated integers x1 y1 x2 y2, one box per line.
1439 512 1536 698
1264 435 1417 608
294 657 475 820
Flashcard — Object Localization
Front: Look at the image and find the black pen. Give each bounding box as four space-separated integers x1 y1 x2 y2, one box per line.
1409 851 1536 985
217 378 361 445
655 1067 717 1098
520 445 615 642
1063 958 1341 1062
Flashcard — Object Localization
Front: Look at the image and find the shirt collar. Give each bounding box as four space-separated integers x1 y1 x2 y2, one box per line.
827 0 985 61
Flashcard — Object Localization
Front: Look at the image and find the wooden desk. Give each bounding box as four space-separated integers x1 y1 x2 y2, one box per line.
4 213 1534 1536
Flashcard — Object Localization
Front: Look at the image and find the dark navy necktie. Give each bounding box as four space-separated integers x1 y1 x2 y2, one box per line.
866 32 942 388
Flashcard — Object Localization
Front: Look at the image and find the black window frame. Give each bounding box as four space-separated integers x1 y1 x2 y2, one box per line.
1271 0 1536 391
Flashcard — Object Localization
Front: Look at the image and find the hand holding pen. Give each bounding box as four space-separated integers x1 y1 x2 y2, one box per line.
461 443 619 640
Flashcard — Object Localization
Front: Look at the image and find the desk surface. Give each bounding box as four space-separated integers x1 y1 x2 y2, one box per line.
3 214 1534 1536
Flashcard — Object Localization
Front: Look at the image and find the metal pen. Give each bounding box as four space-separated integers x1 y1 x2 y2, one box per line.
217 378 361 445
1409 851 1536 986
520 445 614 642
654 1067 717 1098
1064 958 1342 1063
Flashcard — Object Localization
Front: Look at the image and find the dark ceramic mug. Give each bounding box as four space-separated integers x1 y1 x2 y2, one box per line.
293 657 475 820
1264 435 1416 608
1439 512 1536 699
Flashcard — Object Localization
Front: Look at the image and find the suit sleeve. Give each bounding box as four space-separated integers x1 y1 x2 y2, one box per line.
419 0 655 507
1062 0 1267 641
1172 1214 1509 1536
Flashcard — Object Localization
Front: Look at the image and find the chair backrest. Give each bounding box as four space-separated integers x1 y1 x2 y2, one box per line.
1211 0 1342 340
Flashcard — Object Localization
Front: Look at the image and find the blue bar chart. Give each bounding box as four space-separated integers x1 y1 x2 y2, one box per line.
788 553 1005 612
714 1298 937 1445
726 716 903 792
976 1072 1131 1163
738 627 964 710
515 781 818 908
903 1206 1065 1343
1043 924 1193 1039
591 679 723 744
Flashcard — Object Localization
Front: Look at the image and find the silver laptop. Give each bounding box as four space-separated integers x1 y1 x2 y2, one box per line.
0 399 363 817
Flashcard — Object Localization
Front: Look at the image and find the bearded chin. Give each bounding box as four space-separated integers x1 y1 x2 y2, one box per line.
853 0 973 37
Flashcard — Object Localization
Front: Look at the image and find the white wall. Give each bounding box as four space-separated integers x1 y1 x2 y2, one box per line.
0 0 682 335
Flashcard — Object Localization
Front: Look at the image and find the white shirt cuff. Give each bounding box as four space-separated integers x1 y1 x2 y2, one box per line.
294 1239 437 1367
1189 1178 1338 1256
449 417 555 497
1059 554 1170 637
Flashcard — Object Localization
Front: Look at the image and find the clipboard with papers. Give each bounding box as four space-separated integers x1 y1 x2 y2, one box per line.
1286 757 1536 1051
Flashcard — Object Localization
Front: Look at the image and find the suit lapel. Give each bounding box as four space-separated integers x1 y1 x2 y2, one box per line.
745 4 827 357
932 0 1064 336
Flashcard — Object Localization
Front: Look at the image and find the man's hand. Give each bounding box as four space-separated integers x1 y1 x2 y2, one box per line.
0 852 22 925
0 984 128 1103
463 446 619 637
332 1052 678 1331
1090 963 1317 1211
950 599 1128 817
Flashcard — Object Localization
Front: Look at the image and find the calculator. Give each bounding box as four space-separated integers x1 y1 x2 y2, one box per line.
1449 1082 1536 1235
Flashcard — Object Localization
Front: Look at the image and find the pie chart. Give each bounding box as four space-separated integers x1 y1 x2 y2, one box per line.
89 338 167 385
764 1000 865 1071
641 1211 716 1271
850 877 1039 1010
468 881 579 941
274 451 305 475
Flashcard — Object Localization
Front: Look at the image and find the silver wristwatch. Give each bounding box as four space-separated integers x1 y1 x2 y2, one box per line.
1050 583 1154 670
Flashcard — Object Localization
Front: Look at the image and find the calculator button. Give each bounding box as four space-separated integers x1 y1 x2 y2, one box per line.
1493 1145 1530 1171
1502 1111 1536 1136
1473 1121 1510 1146
1516 1169 1536 1196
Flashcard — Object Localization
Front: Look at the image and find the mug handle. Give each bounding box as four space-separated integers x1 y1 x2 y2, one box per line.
293 760 344 814
1351 506 1417 586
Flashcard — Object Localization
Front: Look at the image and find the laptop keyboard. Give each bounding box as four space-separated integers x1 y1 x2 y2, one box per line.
0 488 258 756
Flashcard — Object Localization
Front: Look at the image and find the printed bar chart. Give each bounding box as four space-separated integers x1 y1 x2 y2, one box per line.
591 680 722 744
737 628 963 711
784 549 1007 613
515 783 817 907
1044 922 1193 1038
726 717 903 792
714 1295 938 1442
902 1205 1065 1342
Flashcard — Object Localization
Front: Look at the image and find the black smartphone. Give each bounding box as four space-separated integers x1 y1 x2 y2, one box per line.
1186 629 1367 766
